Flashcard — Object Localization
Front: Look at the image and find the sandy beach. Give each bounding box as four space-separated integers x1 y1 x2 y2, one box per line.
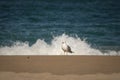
0 56 120 80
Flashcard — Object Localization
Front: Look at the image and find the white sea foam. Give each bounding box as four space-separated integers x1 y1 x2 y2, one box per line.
0 34 119 55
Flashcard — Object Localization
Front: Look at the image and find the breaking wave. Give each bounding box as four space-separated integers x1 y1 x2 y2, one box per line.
0 34 119 55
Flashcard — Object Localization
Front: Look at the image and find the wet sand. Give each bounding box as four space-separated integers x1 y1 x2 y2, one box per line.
0 56 120 74
0 72 120 80
0 56 120 80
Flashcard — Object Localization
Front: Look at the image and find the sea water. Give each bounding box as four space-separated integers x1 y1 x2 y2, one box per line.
0 0 120 55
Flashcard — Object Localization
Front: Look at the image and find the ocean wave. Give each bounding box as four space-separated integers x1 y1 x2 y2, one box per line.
0 34 119 55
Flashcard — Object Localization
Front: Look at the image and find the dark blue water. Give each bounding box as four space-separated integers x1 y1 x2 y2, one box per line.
0 0 120 51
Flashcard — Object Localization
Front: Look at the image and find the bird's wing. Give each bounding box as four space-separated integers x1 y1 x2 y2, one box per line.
67 45 73 53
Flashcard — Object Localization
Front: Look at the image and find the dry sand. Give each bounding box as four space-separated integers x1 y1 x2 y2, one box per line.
0 56 120 80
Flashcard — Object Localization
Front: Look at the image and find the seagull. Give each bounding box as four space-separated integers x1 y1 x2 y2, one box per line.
61 41 74 55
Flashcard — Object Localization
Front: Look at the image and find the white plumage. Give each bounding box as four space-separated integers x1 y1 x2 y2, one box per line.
61 41 73 55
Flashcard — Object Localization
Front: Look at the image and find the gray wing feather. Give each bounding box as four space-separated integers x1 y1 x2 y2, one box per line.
67 45 73 53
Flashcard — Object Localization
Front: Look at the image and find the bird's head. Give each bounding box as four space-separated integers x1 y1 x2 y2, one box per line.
62 42 64 44
62 41 66 44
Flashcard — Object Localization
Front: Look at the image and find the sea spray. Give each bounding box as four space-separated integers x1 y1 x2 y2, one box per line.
0 34 119 55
